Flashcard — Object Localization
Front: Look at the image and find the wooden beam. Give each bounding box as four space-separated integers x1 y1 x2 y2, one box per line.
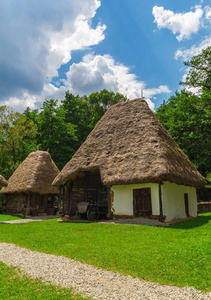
159 182 164 222
107 186 112 219
58 188 61 212
68 182 73 214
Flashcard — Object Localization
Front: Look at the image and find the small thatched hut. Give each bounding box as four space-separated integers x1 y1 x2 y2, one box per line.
1 151 59 216
0 175 8 187
52 98 206 222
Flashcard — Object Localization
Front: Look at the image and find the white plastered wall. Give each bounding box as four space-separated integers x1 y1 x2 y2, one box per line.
111 181 197 222
161 181 197 222
111 183 160 216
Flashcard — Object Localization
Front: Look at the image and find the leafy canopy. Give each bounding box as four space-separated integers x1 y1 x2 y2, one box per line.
1 90 127 178
181 46 211 91
157 46 211 178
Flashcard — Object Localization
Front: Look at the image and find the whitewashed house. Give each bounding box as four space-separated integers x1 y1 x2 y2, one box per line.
52 98 206 222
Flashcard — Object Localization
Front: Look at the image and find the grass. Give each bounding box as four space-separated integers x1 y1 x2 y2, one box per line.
0 213 211 292
0 262 91 300
0 214 25 222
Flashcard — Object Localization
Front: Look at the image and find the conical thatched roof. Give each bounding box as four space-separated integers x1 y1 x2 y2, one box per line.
1 151 59 194
0 175 8 187
53 98 206 188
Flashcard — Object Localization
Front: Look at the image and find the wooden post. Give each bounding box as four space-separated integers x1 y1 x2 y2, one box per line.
159 182 163 221
84 173 89 202
107 186 112 219
65 182 72 214
58 188 61 212
68 182 73 214
61 187 65 214
64 186 69 214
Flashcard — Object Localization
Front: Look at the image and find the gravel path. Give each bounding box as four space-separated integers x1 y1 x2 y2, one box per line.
0 243 210 300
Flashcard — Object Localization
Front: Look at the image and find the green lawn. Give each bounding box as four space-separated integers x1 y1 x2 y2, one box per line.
0 214 25 222
0 262 91 300
0 214 210 292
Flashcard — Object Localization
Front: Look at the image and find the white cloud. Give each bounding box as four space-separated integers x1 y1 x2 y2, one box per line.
175 36 211 61
0 0 105 101
47 19 106 78
152 5 204 41
4 53 172 112
143 85 172 98
205 6 211 20
3 82 67 112
64 54 172 101
3 93 37 113
63 54 171 111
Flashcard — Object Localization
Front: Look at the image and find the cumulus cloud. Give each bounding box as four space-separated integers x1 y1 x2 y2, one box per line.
152 5 204 41
175 36 211 61
4 53 172 112
0 0 105 101
63 54 172 103
47 19 106 78
0 1 173 112
2 82 67 112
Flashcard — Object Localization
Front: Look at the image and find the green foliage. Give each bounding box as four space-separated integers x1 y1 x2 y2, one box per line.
181 46 211 90
0 106 38 178
87 89 127 127
156 46 211 177
0 262 90 300
0 216 211 292
61 92 92 151
156 89 211 176
36 99 78 170
0 89 127 176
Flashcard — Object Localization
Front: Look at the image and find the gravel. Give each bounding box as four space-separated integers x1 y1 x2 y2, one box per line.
0 242 210 300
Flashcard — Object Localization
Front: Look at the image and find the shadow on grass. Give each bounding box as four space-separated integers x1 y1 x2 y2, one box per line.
169 214 211 229
58 220 94 224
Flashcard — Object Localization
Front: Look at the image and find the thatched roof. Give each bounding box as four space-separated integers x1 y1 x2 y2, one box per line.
0 175 8 187
1 151 60 194
53 98 206 188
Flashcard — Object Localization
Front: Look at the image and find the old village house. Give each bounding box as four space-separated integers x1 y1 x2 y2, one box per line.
52 98 206 222
1 151 59 216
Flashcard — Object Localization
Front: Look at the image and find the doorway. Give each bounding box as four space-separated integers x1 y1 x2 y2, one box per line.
184 193 190 217
133 188 152 217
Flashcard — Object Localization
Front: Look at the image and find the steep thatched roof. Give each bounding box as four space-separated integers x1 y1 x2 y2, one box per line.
1 151 60 194
0 175 8 187
53 98 206 188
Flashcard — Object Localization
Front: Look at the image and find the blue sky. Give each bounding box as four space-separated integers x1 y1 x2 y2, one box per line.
0 0 210 111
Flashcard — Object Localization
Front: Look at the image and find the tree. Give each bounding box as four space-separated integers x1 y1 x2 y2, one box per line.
87 89 127 126
21 90 127 170
181 46 211 91
61 92 92 150
156 89 211 177
0 106 38 178
36 99 77 170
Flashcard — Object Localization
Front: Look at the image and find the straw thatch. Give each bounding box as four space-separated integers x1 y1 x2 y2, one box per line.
1 151 59 194
53 98 206 188
0 175 8 187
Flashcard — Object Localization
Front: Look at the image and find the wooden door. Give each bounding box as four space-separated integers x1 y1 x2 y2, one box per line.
133 188 152 217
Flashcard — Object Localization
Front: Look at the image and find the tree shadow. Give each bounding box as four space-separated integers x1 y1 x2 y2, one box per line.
169 214 211 229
